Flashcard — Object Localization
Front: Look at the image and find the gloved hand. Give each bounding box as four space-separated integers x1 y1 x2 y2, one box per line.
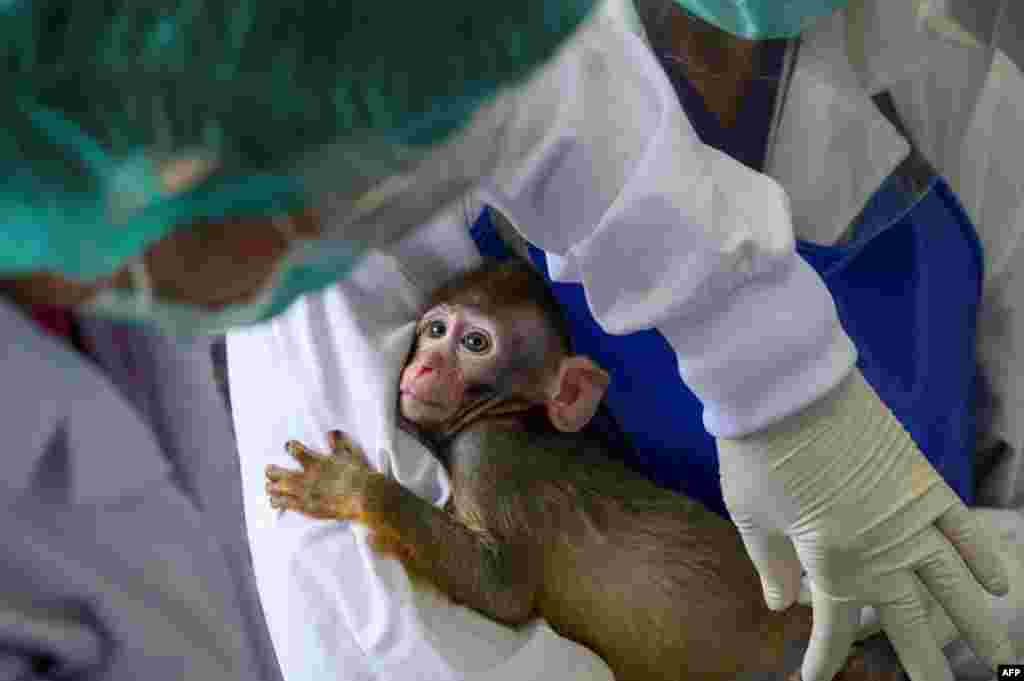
717 369 1014 681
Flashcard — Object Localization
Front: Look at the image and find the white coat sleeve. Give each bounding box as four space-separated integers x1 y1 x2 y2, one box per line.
479 14 858 438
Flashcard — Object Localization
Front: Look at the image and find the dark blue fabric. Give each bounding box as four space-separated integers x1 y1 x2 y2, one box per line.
469 174 982 513
468 207 508 261
798 177 981 506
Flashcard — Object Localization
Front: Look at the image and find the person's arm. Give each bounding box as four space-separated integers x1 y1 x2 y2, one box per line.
480 13 855 441
480 14 1014 680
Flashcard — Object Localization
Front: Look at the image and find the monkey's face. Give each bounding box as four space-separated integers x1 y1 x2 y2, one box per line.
399 303 555 430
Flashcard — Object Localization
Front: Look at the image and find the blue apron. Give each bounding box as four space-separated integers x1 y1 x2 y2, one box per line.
468 40 981 515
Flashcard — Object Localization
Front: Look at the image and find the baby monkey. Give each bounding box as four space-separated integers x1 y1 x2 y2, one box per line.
266 259 899 681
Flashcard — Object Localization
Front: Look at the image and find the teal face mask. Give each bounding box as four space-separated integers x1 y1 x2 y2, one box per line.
673 0 851 39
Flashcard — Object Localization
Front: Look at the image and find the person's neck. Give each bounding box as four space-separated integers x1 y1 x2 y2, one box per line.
658 9 763 129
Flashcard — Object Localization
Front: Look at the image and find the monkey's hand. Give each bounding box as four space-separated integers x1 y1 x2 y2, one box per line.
266 430 380 521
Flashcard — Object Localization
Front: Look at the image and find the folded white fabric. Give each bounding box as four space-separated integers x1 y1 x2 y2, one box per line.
227 199 614 681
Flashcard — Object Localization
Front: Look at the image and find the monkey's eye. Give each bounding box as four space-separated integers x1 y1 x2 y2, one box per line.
425 320 447 338
461 331 491 354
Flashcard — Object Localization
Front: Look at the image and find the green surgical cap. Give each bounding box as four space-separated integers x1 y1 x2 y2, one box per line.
0 0 597 280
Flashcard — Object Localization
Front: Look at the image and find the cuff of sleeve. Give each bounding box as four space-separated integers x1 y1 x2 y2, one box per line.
659 255 858 438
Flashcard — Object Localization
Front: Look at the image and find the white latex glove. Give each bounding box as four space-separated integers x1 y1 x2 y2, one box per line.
717 369 1014 681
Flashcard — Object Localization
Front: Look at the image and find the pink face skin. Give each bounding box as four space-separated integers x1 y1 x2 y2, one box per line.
399 303 549 428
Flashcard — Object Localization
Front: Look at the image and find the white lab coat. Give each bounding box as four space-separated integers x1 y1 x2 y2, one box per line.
0 300 285 680
228 2 1024 680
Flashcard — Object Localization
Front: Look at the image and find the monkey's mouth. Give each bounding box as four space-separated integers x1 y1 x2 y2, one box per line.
399 392 456 428
400 389 444 406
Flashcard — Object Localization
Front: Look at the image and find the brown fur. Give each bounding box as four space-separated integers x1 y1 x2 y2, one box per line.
355 417 896 681
367 261 898 680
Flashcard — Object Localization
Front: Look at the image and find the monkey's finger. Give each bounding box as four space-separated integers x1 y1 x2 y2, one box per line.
327 430 371 465
269 492 296 510
265 464 298 481
327 430 349 454
285 440 322 468
267 478 309 498
269 489 313 516
270 498 303 520
328 430 357 457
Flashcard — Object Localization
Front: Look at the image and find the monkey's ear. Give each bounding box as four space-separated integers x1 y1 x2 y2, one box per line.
546 356 610 433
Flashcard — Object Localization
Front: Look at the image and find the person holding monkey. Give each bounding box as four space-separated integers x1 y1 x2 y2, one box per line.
0 1 1018 680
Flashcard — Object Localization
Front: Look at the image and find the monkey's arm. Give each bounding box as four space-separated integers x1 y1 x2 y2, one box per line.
266 431 541 626
362 474 541 626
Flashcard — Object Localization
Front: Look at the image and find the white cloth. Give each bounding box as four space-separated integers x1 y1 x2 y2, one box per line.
229 200 615 681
